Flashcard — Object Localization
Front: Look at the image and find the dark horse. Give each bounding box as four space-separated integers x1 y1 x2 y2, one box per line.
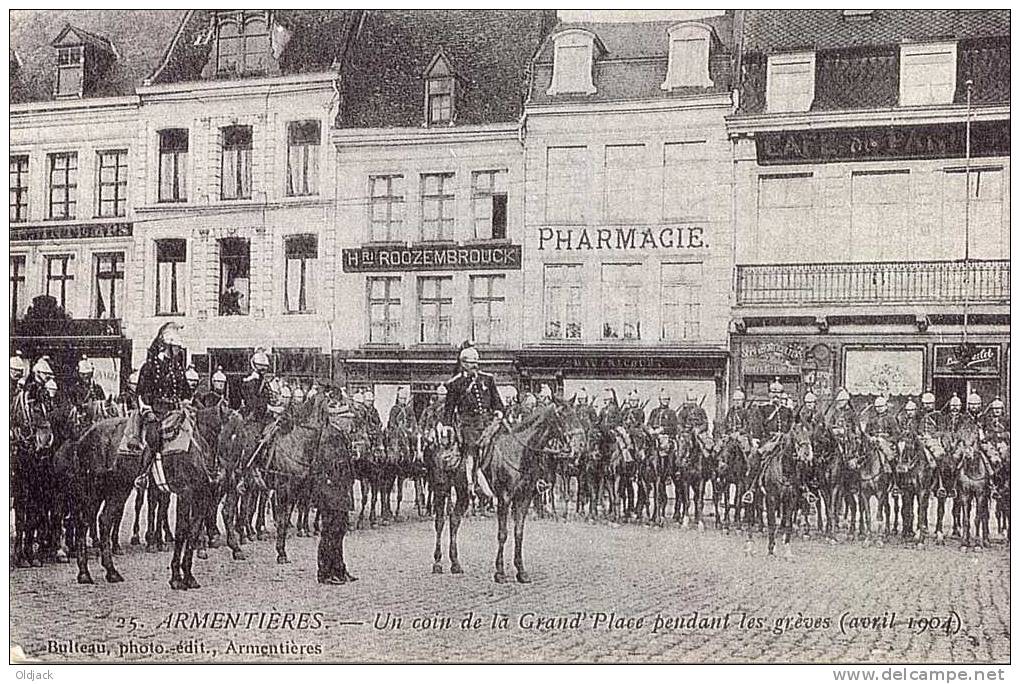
712 432 752 532
956 430 994 549
11 391 55 568
429 425 472 575
748 424 813 557
485 402 586 583
896 429 943 546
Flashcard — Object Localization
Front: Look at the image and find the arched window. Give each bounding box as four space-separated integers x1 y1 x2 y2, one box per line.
215 11 271 75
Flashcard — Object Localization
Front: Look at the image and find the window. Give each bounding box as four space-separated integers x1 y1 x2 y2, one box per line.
757 174 815 262
663 141 713 220
767 52 816 113
420 173 455 241
546 146 587 223
662 24 713 89
158 129 188 203
602 264 642 340
56 45 83 97
286 120 320 196
900 43 956 107
605 145 647 223
368 277 402 344
94 252 125 319
470 275 505 344
661 263 702 341
369 175 405 241
48 152 78 220
851 170 910 260
214 11 271 75
97 150 128 218
284 235 317 314
221 126 252 200
45 254 74 310
471 170 508 239
944 168 1005 260
9 155 28 222
155 239 186 315
543 264 582 340
218 238 250 316
548 31 596 95
10 255 26 320
425 53 456 125
418 276 453 344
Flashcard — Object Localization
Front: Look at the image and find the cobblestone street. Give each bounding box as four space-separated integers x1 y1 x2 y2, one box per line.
10 495 1010 664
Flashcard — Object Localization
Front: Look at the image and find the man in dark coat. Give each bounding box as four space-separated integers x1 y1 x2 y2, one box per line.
240 349 273 427
758 379 793 460
194 366 229 409
443 345 504 495
136 323 190 477
314 398 358 585
69 355 107 407
647 389 679 436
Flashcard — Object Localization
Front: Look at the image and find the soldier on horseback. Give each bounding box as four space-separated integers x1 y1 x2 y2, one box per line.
981 398 1009 442
194 366 228 409
240 348 274 427
121 369 140 413
21 356 56 413
679 388 713 455
757 379 792 461
938 394 975 436
722 389 757 456
648 389 678 437
9 351 28 406
70 355 107 407
387 386 420 455
797 392 823 432
863 396 900 491
442 344 504 497
135 322 191 487
184 365 201 399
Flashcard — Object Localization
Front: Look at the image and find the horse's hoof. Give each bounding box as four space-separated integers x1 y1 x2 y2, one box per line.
277 555 290 565
828 538 838 546
77 571 94 585
30 559 43 568
130 536 141 546
296 530 306 538
256 531 268 541
313 529 320 537
196 549 208 560
106 569 125 584
516 571 532 584
169 578 187 591
232 550 247 561
450 562 464 575
432 563 444 575
494 572 509 584
783 548 793 561
55 550 69 563
184 575 201 589
208 537 222 549
697 522 705 533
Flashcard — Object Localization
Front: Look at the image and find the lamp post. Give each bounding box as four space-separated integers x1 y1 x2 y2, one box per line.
961 78 973 356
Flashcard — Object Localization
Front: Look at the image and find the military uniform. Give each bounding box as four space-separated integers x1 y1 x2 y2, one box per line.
312 415 357 584
864 411 900 440
444 370 505 457
757 401 793 457
69 378 107 407
679 401 714 452
420 397 446 443
647 405 679 436
938 411 976 435
194 387 226 409
826 405 859 442
797 406 823 431
239 372 273 425
137 351 190 457
386 401 419 456
363 401 384 450
981 412 1010 442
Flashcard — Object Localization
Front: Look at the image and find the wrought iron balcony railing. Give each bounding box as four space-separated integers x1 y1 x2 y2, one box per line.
735 260 1010 307
12 318 123 337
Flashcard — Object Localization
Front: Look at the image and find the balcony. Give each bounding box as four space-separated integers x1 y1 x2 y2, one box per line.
12 318 123 338
736 260 1010 308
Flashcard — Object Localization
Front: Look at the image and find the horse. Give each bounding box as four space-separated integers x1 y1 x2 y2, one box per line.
675 430 713 529
956 430 994 549
712 432 751 532
259 393 331 564
982 434 1010 541
580 424 615 520
853 436 895 544
932 432 963 544
609 427 645 521
646 432 678 526
896 429 943 546
11 391 55 568
429 425 473 575
485 402 586 583
749 423 813 558
383 420 420 521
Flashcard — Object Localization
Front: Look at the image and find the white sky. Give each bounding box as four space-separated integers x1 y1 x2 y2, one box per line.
557 10 725 22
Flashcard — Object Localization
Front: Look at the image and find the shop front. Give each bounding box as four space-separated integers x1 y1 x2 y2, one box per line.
732 337 836 403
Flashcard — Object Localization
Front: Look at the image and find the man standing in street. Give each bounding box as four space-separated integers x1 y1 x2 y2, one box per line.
314 396 358 585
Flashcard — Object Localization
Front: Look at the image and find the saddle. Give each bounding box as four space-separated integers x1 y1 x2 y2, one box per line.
117 410 145 456
161 409 196 456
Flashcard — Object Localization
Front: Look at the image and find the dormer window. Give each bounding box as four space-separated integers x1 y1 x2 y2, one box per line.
766 52 816 113
424 51 456 126
547 30 599 95
662 23 714 90
56 45 84 97
214 10 272 76
900 42 957 107
50 25 116 99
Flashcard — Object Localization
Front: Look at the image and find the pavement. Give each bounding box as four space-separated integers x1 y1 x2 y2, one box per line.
9 494 1010 664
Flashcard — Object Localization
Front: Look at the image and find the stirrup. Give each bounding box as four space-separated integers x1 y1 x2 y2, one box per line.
891 486 901 497
936 487 947 498
740 490 755 505
535 478 552 494
947 489 958 500
990 487 1000 500
803 491 818 505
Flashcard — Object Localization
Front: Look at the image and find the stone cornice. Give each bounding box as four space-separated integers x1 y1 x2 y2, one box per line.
726 103 1010 135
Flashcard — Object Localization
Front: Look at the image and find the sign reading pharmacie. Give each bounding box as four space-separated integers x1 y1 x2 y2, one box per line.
756 120 1010 166
342 243 522 272
538 225 707 251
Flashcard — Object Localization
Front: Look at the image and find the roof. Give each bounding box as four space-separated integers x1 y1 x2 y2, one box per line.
10 9 185 103
337 9 557 129
150 10 362 85
529 15 736 106
740 9 1010 53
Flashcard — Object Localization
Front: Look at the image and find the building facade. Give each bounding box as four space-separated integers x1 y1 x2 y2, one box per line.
129 10 360 397
520 15 737 420
10 11 184 394
331 10 555 414
728 10 1011 407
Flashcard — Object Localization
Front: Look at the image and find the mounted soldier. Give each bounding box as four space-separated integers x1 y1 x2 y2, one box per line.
70 355 107 407
919 391 938 428
121 369 141 413
514 391 538 423
194 366 228 409
722 388 756 456
21 356 55 414
965 392 984 427
441 344 504 497
240 348 274 428
938 394 976 436
183 365 201 399
135 322 191 485
647 389 679 437
363 389 384 451
824 388 858 445
862 396 899 485
981 397 1009 443
757 379 793 461
420 384 447 445
572 387 598 429
9 351 28 400
897 399 921 436
797 392 823 433
679 388 713 454
387 385 420 458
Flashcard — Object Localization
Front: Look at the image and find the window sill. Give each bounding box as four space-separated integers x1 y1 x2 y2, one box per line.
155 312 185 318
462 237 511 246
283 310 317 316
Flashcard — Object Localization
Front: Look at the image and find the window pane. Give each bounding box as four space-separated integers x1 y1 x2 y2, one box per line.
546 147 586 223
605 145 646 223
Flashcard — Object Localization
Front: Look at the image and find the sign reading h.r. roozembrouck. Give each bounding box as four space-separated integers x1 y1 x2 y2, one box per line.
342 244 522 272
